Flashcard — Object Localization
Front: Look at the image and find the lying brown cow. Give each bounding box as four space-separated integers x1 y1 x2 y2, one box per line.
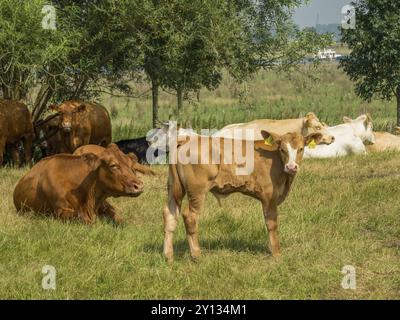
163 131 323 262
49 100 112 152
74 144 156 176
0 99 35 166
13 144 143 224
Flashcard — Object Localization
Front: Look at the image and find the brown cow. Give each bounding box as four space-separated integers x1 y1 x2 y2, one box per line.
13 144 143 224
163 131 323 262
74 144 156 176
35 113 69 157
0 99 35 166
49 100 112 152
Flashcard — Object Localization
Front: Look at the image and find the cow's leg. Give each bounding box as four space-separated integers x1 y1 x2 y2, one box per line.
262 201 281 257
22 134 34 166
55 208 77 220
78 209 97 224
0 138 5 167
163 191 184 263
56 204 96 224
98 200 124 225
183 193 205 261
9 144 21 167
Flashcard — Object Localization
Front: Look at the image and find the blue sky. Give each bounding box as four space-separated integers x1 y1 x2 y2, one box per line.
293 0 352 28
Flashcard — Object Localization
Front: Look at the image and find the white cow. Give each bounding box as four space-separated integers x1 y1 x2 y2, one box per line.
304 114 375 159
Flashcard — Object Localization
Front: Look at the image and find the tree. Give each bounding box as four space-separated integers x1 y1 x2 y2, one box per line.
135 0 332 125
0 0 70 103
34 0 144 122
0 0 144 123
155 0 237 116
340 0 400 126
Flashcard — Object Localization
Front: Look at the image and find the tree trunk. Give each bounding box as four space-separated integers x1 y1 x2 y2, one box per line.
71 75 89 99
397 86 400 127
177 87 183 117
32 84 54 123
151 79 159 128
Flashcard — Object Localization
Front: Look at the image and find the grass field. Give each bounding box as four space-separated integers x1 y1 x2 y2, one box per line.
1 63 399 299
105 63 396 140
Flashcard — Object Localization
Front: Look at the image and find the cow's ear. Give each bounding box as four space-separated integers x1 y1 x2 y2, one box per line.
304 133 323 147
154 119 163 129
48 104 59 112
257 131 280 151
81 153 100 170
343 116 352 123
305 112 316 119
366 113 372 125
132 162 156 176
76 104 86 112
304 112 318 127
106 143 121 153
261 130 281 146
356 114 371 126
128 152 139 162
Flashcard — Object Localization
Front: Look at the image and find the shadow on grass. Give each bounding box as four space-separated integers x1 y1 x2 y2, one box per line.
141 236 270 260
15 210 126 228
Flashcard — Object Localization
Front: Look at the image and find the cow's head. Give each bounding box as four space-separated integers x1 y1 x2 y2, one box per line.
302 112 335 145
343 113 375 144
83 144 144 197
260 130 323 175
49 101 86 132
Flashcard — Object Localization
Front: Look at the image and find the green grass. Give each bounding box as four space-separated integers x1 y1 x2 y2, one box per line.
106 63 396 141
1 64 399 299
0 151 399 299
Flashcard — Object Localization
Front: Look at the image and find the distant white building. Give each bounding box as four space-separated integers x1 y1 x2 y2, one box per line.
316 48 341 60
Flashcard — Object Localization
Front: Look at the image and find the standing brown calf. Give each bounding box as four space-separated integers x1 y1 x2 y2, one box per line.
0 99 34 166
163 130 323 262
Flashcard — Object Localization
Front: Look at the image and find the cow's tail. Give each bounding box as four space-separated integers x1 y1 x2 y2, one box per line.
164 164 185 217
163 163 185 261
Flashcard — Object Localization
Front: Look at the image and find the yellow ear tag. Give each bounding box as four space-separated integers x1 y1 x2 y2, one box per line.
308 139 317 149
264 136 274 146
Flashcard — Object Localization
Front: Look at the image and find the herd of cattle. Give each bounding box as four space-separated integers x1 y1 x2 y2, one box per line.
1 98 400 261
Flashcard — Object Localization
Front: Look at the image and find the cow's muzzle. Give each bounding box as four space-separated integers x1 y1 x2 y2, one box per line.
322 135 335 145
125 181 144 196
284 163 299 175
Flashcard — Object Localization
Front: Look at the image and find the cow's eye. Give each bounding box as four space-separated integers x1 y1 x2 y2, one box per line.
110 164 119 170
316 126 321 130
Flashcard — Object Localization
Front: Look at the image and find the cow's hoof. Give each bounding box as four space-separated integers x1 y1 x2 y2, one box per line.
272 252 282 258
112 214 125 225
190 251 201 263
164 253 174 264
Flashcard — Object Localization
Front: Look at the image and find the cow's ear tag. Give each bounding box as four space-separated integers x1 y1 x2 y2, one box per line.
264 136 274 146
308 139 317 149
